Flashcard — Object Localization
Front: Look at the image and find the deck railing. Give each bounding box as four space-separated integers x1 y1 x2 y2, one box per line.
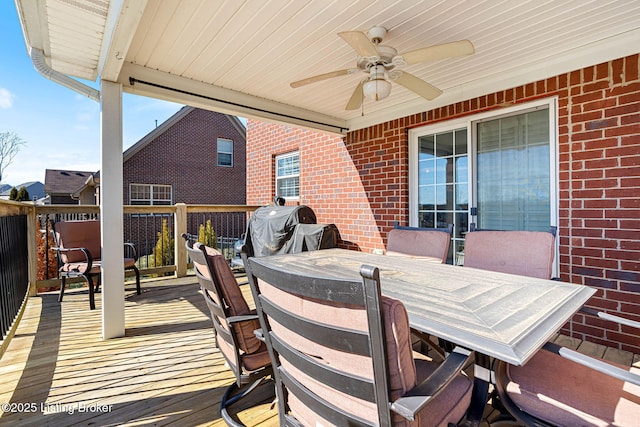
0 200 34 356
0 200 259 355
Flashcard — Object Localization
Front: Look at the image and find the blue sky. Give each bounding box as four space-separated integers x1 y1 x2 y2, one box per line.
0 2 184 187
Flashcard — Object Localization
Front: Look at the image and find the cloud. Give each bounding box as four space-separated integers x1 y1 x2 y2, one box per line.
0 87 15 109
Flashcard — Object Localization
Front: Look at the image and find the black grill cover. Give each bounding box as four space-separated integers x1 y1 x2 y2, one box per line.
244 205 338 257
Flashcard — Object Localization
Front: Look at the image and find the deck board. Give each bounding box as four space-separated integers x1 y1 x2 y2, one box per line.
0 277 278 426
1 275 637 426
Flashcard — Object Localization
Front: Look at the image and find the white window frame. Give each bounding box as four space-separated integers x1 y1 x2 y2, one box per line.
409 97 559 273
129 183 173 206
275 151 300 200
217 138 234 167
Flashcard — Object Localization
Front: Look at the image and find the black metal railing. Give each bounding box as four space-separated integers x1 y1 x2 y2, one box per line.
186 210 248 260
35 204 258 282
0 214 29 342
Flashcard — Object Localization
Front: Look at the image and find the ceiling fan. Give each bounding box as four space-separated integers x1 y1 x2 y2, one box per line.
290 26 474 110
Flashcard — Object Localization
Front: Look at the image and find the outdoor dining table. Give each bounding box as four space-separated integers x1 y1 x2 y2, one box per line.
251 248 596 426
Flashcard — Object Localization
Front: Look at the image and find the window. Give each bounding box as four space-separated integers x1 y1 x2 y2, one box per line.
275 152 299 199
410 98 558 266
130 184 172 205
217 138 233 167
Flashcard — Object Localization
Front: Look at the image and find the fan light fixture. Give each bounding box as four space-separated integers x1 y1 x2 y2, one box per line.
289 26 474 110
363 64 391 101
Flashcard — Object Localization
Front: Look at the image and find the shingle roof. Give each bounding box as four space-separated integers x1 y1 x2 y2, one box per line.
44 169 95 194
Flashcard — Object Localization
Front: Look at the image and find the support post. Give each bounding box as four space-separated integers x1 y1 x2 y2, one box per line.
100 80 125 339
175 203 187 277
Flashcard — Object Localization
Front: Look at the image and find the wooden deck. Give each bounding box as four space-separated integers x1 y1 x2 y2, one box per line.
0 276 278 427
1 275 638 427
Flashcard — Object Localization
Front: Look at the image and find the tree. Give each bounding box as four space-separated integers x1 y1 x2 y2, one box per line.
9 186 30 201
151 219 174 267
16 186 30 201
198 219 218 249
0 131 27 182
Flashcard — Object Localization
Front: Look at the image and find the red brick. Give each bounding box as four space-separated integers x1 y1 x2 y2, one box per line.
247 53 640 350
624 55 639 80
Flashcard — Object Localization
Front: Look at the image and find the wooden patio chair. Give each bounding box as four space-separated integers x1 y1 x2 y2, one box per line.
182 234 273 426
243 249 474 427
462 225 640 425
51 219 140 310
386 223 453 263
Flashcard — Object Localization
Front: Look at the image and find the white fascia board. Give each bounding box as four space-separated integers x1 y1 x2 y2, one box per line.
99 0 148 82
119 62 348 135
14 0 49 54
347 28 640 131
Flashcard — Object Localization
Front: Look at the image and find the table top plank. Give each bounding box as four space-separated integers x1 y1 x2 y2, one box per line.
252 248 595 365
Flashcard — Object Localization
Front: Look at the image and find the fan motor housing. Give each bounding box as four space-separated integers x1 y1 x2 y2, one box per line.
357 44 398 71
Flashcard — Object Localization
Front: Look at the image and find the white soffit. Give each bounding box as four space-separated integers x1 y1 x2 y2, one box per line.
15 0 640 134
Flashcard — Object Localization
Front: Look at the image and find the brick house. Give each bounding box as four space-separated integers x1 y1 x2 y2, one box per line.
47 107 247 256
61 106 247 206
121 106 246 206
246 53 640 354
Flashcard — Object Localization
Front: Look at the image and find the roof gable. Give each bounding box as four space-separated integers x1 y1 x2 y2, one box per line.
44 169 95 194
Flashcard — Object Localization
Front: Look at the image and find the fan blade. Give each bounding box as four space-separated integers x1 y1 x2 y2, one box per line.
338 31 379 57
393 72 443 100
345 81 365 110
400 40 474 65
290 69 353 88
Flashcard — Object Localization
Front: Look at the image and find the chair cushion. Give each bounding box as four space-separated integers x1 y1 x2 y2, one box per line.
60 258 136 274
278 294 416 425
387 228 450 263
195 243 261 355
55 220 102 263
504 349 640 426
413 357 473 427
463 230 555 279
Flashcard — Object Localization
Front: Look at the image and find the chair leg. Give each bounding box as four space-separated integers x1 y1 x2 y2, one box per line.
134 266 141 295
58 276 66 302
220 377 275 427
87 276 95 310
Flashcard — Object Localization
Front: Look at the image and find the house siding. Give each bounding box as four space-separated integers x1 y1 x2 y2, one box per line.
247 53 640 353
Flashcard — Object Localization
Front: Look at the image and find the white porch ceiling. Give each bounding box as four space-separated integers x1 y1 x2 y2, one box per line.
15 0 640 134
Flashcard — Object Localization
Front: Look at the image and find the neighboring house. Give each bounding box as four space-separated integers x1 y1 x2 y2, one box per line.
63 106 247 206
0 181 45 201
46 106 247 256
121 106 246 206
44 170 95 204
246 53 640 353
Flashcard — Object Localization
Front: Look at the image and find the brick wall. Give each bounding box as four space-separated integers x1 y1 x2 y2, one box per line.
247 54 639 352
124 108 247 255
124 108 246 205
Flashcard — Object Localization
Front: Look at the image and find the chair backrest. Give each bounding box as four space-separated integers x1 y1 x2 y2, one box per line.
386 224 453 263
52 220 102 263
184 237 263 380
246 258 417 427
463 224 556 279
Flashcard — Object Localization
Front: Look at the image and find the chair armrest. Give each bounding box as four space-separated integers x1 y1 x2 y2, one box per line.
50 247 93 273
226 314 260 324
124 242 138 261
543 342 640 386
253 328 265 342
580 307 640 329
390 346 473 421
